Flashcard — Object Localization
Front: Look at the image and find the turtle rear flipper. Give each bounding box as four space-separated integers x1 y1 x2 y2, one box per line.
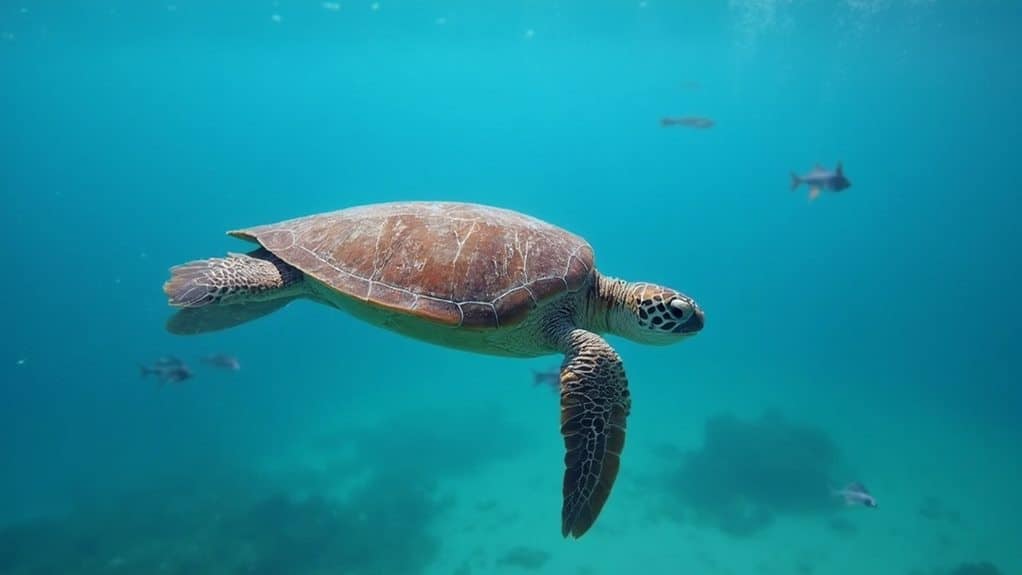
163 248 306 334
557 328 631 539
166 297 299 335
163 249 303 308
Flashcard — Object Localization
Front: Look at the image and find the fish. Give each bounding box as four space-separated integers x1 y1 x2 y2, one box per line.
153 355 185 367
140 357 193 385
201 353 241 371
661 116 715 129
790 162 851 201
531 367 560 391
832 482 877 508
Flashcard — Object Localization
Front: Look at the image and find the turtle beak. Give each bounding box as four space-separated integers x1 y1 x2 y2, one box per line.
682 308 707 334
670 299 704 334
679 307 704 334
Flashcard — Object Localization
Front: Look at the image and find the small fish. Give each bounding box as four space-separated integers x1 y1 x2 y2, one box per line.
153 355 186 367
832 482 877 508
201 353 241 371
790 162 851 201
531 367 560 391
661 116 715 129
140 358 192 385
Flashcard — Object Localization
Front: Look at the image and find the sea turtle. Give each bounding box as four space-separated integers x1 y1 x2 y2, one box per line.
162 201 704 538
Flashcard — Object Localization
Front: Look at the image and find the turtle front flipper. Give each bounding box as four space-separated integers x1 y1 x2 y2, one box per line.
557 328 631 538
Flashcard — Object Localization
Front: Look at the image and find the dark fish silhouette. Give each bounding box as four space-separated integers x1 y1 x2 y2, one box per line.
790 162 851 201
661 116 715 129
201 353 241 371
531 367 560 391
140 356 192 384
832 482 877 508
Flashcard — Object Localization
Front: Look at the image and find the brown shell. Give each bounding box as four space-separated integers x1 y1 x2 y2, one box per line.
228 201 595 328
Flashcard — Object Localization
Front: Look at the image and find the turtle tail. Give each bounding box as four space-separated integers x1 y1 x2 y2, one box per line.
162 249 305 335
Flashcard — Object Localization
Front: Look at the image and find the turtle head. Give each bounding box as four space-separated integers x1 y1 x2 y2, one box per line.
603 279 704 344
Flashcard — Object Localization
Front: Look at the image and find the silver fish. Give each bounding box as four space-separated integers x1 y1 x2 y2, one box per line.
833 482 877 508
791 162 851 201
661 116 715 129
201 353 241 371
153 355 185 367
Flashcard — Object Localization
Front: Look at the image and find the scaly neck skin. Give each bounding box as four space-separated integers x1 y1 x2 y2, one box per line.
588 272 632 336
541 272 629 351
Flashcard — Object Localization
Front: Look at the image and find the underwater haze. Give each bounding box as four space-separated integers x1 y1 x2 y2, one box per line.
2 1 1020 574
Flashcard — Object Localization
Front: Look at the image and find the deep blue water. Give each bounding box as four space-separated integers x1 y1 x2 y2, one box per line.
1 2 1020 574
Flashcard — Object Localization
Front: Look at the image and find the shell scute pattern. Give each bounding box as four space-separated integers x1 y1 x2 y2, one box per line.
230 202 594 328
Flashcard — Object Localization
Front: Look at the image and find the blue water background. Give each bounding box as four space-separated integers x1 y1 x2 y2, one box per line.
1 2 1019 574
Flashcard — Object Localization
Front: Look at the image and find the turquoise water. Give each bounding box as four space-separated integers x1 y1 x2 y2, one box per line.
2 1 1020 574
